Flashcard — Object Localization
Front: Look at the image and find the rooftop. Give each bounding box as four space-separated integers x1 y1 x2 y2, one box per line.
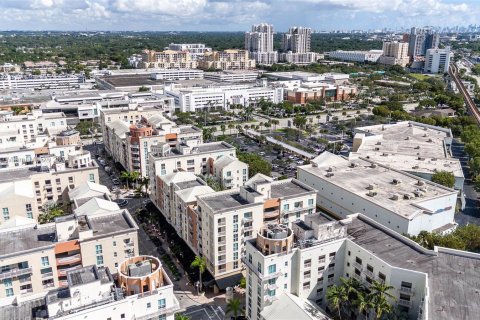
99 74 165 88
299 152 457 219
261 292 330 320
68 265 112 287
270 179 316 199
87 211 137 237
198 189 261 212
175 178 205 190
347 215 480 320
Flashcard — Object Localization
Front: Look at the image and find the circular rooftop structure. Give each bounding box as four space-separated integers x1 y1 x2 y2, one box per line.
256 224 294 256
118 255 163 296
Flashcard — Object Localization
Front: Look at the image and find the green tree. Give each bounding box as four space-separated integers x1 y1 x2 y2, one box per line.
121 171 132 189
175 314 190 320
190 256 207 293
226 297 243 320
238 152 272 177
293 115 307 140
39 203 64 224
220 123 226 136
239 277 246 289
138 86 150 92
356 292 374 320
431 171 455 188
370 281 396 320
326 284 348 320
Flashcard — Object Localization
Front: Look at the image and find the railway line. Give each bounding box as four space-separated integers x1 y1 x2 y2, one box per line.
449 63 480 125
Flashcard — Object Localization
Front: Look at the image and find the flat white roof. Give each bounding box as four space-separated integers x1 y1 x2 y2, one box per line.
300 152 457 219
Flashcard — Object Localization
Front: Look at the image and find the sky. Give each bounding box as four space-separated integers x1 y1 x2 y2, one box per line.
0 0 478 32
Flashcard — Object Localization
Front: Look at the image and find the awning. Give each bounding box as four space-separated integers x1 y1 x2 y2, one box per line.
213 273 243 291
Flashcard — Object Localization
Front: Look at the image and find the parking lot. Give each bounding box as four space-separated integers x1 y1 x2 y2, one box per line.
181 305 224 320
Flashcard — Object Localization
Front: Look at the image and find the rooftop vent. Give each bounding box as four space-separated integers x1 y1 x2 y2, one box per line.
349 162 358 168
312 163 318 167
431 158 437 161
375 147 380 151
392 179 401 185
376 141 382 145
367 191 377 197
423 133 428 137
403 193 413 200
416 180 425 186
370 163 377 168
423 127 428 131
382 152 388 156
390 194 399 201
408 123 413 127
326 167 333 172
405 136 410 141
325 172 334 178
366 184 375 190
427 138 433 143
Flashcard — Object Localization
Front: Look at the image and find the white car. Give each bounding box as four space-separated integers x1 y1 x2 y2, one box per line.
259 152 266 156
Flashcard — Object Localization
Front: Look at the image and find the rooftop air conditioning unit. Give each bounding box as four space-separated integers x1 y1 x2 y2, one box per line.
370 163 377 168
367 191 377 197
376 141 381 145
366 184 375 190
415 146 420 149
326 167 333 172
392 179 401 185
325 172 334 178
416 180 425 186
405 136 410 140
390 194 399 200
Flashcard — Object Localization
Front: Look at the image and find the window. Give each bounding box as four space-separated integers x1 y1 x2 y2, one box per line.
3 278 12 287
158 298 166 309
304 259 311 267
294 201 303 208
367 264 374 272
283 204 289 211
318 266 325 274
114 252 117 257
379 273 386 282
308 199 314 206
303 282 310 290
88 173 95 182
233 224 238 232
355 257 362 265
147 302 151 308
244 212 252 219
95 245 103 254
248 254 252 264
329 252 336 258
96 255 104 266
26 204 33 219
233 234 238 242
318 255 325 263
2 208 9 221
233 215 238 223
268 264 276 274
56 178 61 185
5 288 13 297
120 314 125 319
257 262 262 273
233 243 238 251
41 256 49 267
113 241 117 247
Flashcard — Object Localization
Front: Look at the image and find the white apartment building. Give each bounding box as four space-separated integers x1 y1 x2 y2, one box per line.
282 27 312 53
0 208 138 302
166 43 212 60
165 83 283 112
297 152 458 236
204 70 259 82
328 50 384 63
0 74 84 90
245 212 480 320
278 52 320 65
193 175 316 287
0 110 68 149
0 256 180 320
140 49 197 69
379 41 410 67
102 110 202 177
245 24 278 65
198 49 256 70
424 47 451 74
213 154 249 189
351 121 464 194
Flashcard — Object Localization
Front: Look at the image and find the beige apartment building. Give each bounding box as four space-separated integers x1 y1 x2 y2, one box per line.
198 49 256 70
192 174 316 289
0 209 138 301
379 41 410 67
140 49 197 69
102 108 202 177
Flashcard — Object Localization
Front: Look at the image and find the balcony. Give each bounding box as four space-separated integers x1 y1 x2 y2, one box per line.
304 263 311 268
353 262 363 270
0 267 32 280
364 269 374 278
20 288 33 295
218 221 226 227
58 265 83 277
218 259 227 265
264 283 278 291
124 242 134 248
243 225 254 232
218 249 226 255
352 273 362 280
263 210 280 220
19 276 32 284
43 282 55 289
327 278 334 284
264 295 278 303
218 238 226 245
398 299 411 307
56 253 82 266
400 286 414 294
283 205 315 214
59 280 69 288
42 272 54 279
218 229 226 237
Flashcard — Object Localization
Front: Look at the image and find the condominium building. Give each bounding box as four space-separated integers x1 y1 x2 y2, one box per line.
140 49 197 69
245 24 278 65
351 121 464 193
278 52 319 65
0 208 138 301
166 43 212 60
245 212 480 320
198 50 256 70
102 108 202 177
424 47 451 74
378 41 410 67
408 27 440 58
192 175 316 287
297 152 458 236
212 154 249 189
165 83 283 112
328 50 384 63
0 256 180 320
282 27 312 53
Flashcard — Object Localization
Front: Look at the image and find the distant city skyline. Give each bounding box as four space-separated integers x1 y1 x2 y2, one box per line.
0 0 479 32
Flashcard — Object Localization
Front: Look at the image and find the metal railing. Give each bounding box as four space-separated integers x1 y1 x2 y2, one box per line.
398 299 411 307
41 272 54 279
0 267 32 280
353 262 362 270
364 269 374 278
400 286 414 294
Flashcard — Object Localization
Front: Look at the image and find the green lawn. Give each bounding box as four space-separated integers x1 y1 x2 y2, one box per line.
409 73 438 81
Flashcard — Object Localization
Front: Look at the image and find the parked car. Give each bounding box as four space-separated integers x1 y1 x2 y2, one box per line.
112 178 120 185
259 152 266 156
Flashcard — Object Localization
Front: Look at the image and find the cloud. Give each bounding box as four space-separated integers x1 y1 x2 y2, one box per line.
112 0 208 16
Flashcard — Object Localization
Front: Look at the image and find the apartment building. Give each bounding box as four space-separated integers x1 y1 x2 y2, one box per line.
282 27 312 53
245 212 480 320
0 208 138 301
378 41 410 67
328 50 384 63
278 52 320 65
198 49 256 70
166 43 212 60
140 49 197 69
0 109 68 149
102 108 202 177
424 47 451 74
297 152 458 236
165 83 283 112
193 175 316 287
213 154 249 189
351 121 464 194
0 256 180 320
157 172 214 249
0 179 38 222
408 27 440 58
245 24 278 65
204 70 259 82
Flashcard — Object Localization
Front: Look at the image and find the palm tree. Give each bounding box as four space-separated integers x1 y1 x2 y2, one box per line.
190 256 207 293
175 314 190 320
130 171 140 189
293 115 307 141
356 292 374 320
220 123 226 136
120 171 131 189
228 123 235 135
38 203 64 224
226 297 243 320
140 177 150 196
370 281 396 320
326 284 348 320
271 119 279 131
235 124 242 137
